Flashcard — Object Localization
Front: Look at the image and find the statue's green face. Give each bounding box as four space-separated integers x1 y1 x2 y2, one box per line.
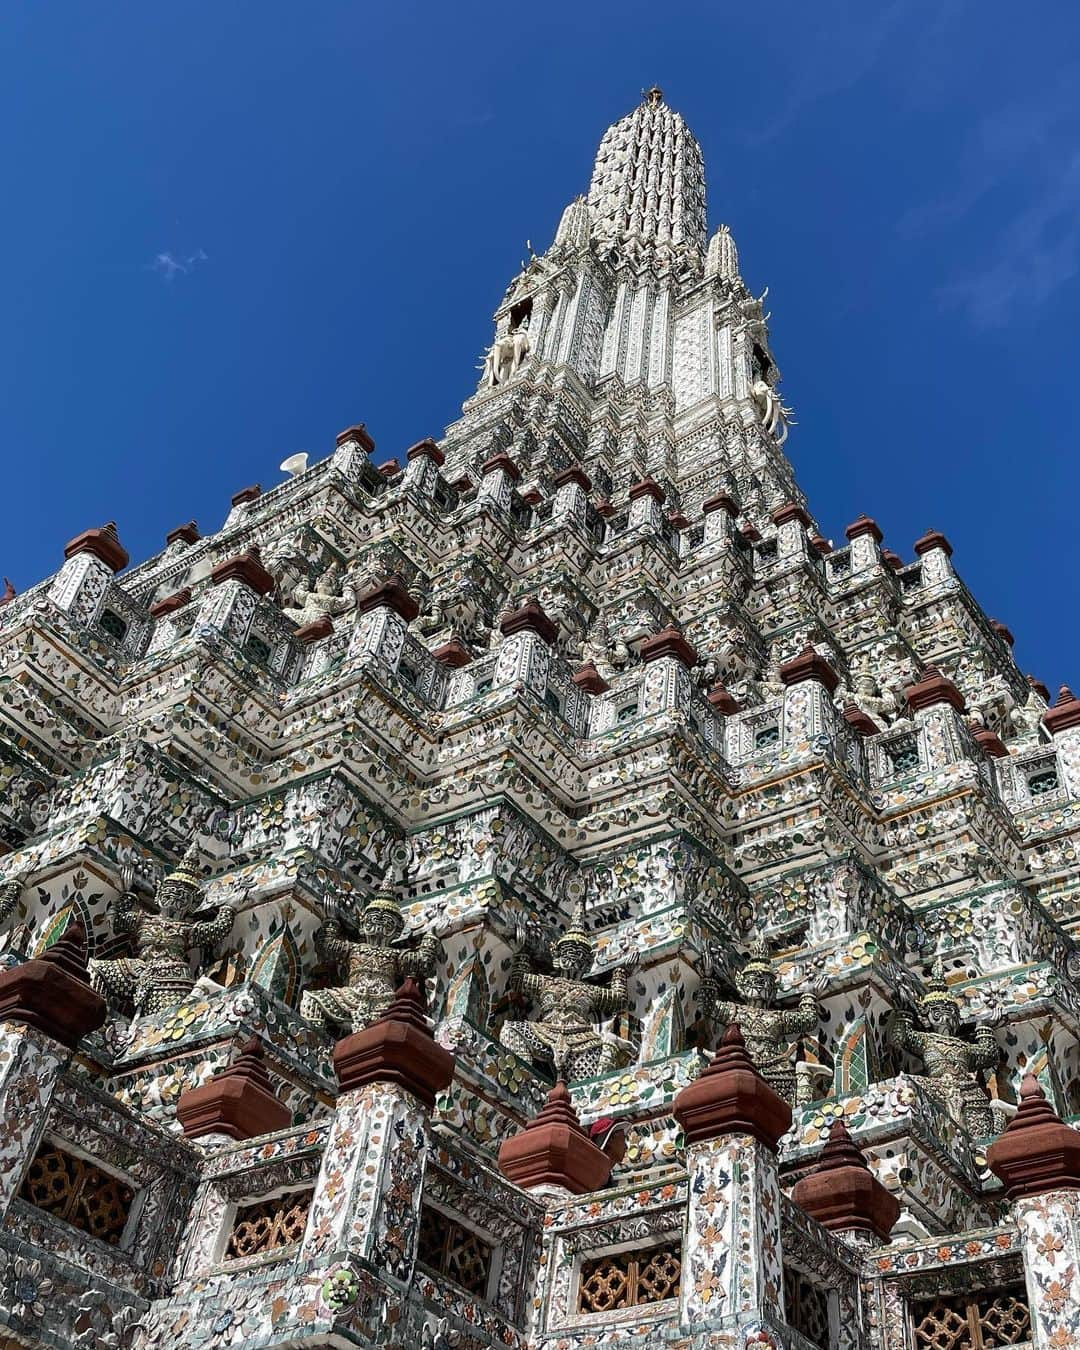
925 1001 960 1035
735 969 775 1007
554 942 591 979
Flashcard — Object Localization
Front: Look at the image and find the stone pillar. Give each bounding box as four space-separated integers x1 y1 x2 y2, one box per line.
301 979 454 1285
845 514 884 573
47 522 129 627
639 625 698 719
771 501 812 559
176 1038 291 1148
478 452 521 512
628 476 665 532
0 921 106 1217
779 645 839 745
903 666 968 773
197 548 275 647
332 423 375 482
913 528 956 588
147 587 193 653
1043 686 1080 797
551 466 591 527
702 491 740 546
346 574 419 674
402 437 445 498
494 599 558 698
672 1025 792 1338
987 1076 1080 1350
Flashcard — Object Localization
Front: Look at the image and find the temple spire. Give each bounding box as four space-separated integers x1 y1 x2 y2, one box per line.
586 92 706 267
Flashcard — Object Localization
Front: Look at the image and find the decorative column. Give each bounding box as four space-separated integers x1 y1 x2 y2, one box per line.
147 587 193 653
402 437 445 499
903 665 968 773
346 574 419 674
702 491 740 547
196 547 275 647
222 483 262 529
672 1025 791 1337
47 522 129 627
771 502 812 559
301 979 454 1286
176 1038 291 1148
0 921 106 1217
639 624 698 718
628 476 665 532
844 514 884 573
494 598 558 698
478 453 521 512
332 423 375 483
551 466 591 527
1042 686 1080 797
913 528 956 588
779 645 839 745
987 1076 1080 1350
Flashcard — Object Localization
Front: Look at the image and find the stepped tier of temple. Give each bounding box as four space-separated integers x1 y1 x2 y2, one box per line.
0 89 1078 1350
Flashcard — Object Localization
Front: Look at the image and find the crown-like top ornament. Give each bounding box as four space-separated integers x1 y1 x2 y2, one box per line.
164 837 204 891
554 898 591 954
919 957 958 1008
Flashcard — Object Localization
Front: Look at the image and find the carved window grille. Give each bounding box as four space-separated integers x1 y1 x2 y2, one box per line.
224 1189 313 1261
1027 767 1060 797
244 634 272 665
99 608 128 642
617 701 639 724
19 1143 134 1246
755 724 780 751
398 660 419 690
577 1242 682 1314
784 1265 832 1348
911 1286 1031 1350
886 736 920 776
416 1203 493 1298
474 677 493 696
756 540 778 564
545 687 563 715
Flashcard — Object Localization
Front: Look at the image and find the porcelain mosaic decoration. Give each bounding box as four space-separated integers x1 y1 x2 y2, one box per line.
0 88 1078 1349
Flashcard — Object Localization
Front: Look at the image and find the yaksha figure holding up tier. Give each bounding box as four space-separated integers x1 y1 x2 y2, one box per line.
89 841 237 1017
499 903 638 1083
701 939 824 1105
300 875 442 1035
889 959 1000 1136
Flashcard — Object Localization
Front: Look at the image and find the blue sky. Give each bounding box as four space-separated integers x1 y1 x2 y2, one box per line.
3 3 1079 685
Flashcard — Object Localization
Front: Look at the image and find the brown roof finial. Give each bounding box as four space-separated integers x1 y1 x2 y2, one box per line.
672 1023 792 1150
499 1079 613 1193
0 917 106 1048
176 1036 292 1141
791 1118 900 1240
332 977 455 1110
986 1075 1080 1199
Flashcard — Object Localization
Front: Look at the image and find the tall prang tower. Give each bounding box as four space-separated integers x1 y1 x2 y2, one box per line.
0 90 1078 1350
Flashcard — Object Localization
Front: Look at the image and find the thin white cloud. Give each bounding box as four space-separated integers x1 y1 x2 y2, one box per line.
899 70 1080 329
149 248 208 282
